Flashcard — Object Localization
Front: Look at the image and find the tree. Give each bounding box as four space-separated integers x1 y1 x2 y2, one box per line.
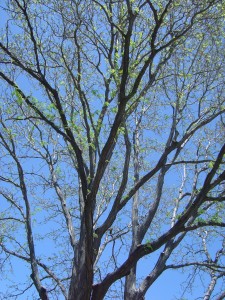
0 0 225 299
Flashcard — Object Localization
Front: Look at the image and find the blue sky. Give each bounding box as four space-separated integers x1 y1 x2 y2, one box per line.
0 1 225 299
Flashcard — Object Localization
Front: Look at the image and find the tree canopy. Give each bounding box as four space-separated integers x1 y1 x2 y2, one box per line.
0 0 225 299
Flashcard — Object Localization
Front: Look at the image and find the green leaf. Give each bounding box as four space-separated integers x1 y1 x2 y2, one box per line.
13 88 23 105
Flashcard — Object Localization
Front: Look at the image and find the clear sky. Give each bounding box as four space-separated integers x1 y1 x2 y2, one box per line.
0 1 225 300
